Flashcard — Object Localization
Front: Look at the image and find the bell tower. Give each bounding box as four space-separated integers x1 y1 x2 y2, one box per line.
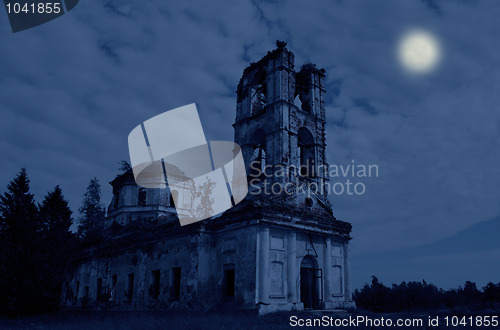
234 41 330 206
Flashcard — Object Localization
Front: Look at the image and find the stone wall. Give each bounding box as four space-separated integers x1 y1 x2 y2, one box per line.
62 231 201 309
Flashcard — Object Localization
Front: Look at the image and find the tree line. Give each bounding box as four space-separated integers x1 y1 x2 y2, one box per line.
0 169 106 316
354 276 500 313
1 168 499 316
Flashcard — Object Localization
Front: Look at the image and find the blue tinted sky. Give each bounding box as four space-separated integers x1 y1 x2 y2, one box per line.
0 0 499 289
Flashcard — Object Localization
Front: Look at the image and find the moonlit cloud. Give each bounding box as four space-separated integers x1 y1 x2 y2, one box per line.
397 29 441 73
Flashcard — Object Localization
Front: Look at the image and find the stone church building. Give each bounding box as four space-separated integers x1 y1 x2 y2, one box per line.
61 42 355 314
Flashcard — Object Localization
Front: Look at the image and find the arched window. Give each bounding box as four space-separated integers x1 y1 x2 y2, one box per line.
295 67 312 113
251 146 266 176
251 71 267 115
293 94 302 109
298 128 315 177
138 188 147 206
249 128 266 177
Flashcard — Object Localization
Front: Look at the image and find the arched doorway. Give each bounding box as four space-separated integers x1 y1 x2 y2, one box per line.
300 255 322 309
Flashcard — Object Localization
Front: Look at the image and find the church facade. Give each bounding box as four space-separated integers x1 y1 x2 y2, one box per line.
61 42 355 314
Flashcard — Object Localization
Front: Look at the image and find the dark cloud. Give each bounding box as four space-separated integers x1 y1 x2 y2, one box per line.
421 0 443 15
352 98 378 116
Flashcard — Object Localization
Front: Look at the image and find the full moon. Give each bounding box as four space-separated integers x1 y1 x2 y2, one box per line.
398 30 441 74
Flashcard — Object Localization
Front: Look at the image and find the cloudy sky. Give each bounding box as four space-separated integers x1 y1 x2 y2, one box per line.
1 0 499 289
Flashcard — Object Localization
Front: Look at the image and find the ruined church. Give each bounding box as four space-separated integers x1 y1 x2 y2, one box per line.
62 42 355 313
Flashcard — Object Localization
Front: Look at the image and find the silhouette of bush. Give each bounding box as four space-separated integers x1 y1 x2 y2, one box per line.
483 282 500 307
354 276 497 313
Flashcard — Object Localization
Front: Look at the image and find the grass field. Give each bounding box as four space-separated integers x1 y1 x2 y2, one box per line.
1 308 499 329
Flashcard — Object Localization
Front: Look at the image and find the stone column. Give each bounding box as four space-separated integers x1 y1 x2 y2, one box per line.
287 232 297 303
259 227 270 303
343 242 352 301
323 237 332 303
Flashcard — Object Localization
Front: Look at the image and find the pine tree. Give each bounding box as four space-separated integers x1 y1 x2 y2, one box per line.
0 168 39 237
39 186 73 238
78 178 106 239
38 186 76 310
119 160 131 173
0 169 41 315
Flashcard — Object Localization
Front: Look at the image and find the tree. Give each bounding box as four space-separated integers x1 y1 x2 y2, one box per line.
119 160 131 173
38 186 76 310
194 178 216 220
78 178 106 239
482 282 499 307
39 185 73 239
0 168 40 238
0 169 41 315
353 276 392 312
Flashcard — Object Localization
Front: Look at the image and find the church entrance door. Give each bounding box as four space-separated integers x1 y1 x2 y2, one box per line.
300 255 322 309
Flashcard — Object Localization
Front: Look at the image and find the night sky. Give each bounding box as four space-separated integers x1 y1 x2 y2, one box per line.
1 0 499 289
